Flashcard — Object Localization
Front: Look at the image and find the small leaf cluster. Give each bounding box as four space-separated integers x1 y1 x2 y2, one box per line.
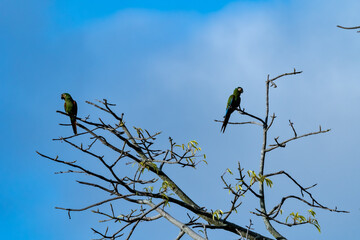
247 170 273 187
175 140 207 166
212 209 224 220
285 209 321 232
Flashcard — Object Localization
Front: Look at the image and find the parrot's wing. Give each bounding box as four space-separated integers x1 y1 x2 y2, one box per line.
73 100 78 117
221 94 235 133
227 94 235 109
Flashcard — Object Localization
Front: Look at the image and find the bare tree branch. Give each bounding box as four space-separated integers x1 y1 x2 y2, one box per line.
214 119 262 126
141 200 206 240
266 128 330 152
39 70 348 240
337 25 360 29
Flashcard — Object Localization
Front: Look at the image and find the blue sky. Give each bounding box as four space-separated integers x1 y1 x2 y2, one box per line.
1 0 360 239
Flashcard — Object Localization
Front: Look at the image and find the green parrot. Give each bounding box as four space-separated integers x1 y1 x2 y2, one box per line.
221 87 244 133
61 93 78 135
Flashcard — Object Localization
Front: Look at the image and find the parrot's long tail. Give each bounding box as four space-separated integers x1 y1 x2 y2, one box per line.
70 117 77 135
221 111 231 133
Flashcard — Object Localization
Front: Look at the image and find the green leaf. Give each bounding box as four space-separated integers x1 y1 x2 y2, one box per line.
160 181 169 192
212 209 223 220
265 178 273 187
308 209 316 218
258 174 265 183
312 219 321 233
161 192 169 201
286 212 295 223
212 211 217 220
299 215 307 222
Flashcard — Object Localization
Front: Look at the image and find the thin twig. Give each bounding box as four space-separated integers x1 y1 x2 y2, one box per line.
337 25 360 29
267 128 330 152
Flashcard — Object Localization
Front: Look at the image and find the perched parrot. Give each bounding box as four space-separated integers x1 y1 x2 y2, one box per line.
221 87 244 133
61 93 78 135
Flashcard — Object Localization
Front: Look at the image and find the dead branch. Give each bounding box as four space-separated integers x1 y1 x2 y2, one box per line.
266 127 330 152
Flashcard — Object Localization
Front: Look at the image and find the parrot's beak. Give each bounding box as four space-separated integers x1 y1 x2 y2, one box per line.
61 94 64 100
